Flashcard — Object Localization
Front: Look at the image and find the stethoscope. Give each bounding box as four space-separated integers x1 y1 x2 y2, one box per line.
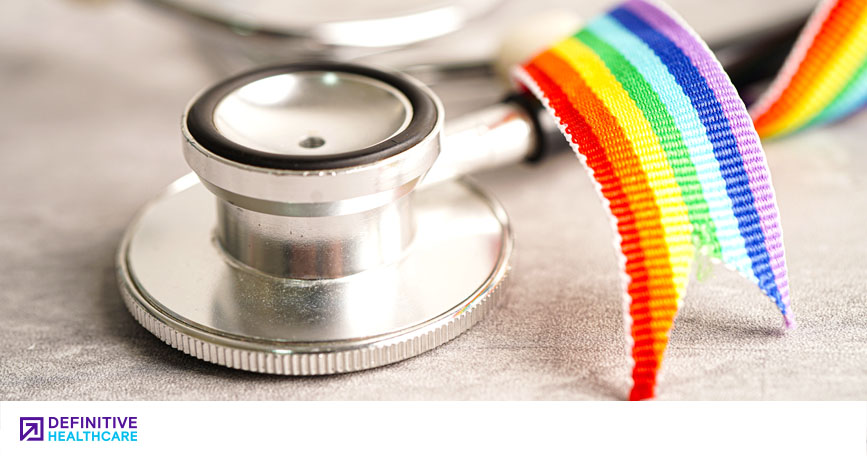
118 12 808 374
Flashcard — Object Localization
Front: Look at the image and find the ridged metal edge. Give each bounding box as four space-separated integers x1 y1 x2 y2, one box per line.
117 258 509 376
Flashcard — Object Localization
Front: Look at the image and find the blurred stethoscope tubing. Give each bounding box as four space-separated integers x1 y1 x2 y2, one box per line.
117 5 810 375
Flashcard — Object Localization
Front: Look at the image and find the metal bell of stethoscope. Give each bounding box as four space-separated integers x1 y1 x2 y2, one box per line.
119 9 810 373
117 61 559 374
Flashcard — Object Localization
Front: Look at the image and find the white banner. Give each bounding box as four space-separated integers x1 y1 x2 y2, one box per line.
1 401 864 455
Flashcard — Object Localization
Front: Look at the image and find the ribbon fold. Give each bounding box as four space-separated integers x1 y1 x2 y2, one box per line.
515 0 867 400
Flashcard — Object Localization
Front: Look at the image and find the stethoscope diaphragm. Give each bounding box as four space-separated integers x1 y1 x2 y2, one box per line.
117 62 513 374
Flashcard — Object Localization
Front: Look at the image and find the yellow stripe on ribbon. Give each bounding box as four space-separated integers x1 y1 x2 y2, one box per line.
760 7 867 137
551 37 694 299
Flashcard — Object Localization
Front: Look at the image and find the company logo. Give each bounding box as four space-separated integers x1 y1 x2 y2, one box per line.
20 417 44 441
17 416 137 443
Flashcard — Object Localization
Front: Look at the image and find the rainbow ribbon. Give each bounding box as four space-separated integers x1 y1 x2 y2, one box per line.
751 0 867 137
512 0 867 400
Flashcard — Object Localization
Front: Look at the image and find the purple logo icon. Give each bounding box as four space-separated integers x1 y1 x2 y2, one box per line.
20 417 44 441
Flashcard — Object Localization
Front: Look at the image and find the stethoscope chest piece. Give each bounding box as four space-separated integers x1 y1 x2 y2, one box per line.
117 63 513 374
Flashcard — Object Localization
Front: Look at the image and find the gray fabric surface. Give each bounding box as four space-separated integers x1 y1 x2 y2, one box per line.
1 0 864 400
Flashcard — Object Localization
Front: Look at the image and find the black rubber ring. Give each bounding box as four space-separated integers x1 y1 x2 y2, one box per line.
503 91 546 162
186 62 438 170
504 90 570 163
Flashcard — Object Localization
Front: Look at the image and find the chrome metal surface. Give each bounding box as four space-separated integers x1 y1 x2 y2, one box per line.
213 72 413 156
117 175 512 372
183 70 442 218
184 65 444 279
217 195 415 279
423 101 536 187
120 62 523 373
150 0 500 48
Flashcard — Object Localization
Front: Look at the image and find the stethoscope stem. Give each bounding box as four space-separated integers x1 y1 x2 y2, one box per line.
422 99 538 187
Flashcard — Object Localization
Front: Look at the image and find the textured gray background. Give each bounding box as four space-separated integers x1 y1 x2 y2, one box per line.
1 0 864 400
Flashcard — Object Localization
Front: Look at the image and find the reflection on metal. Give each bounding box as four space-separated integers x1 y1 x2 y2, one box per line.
214 72 413 156
118 176 512 373
149 0 500 47
118 63 514 374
